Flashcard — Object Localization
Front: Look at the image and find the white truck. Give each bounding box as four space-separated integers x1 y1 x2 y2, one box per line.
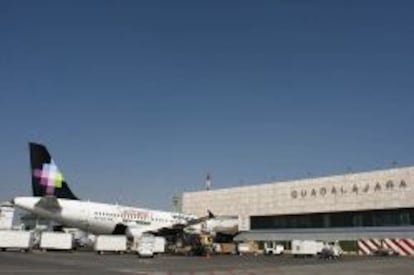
291 240 324 257
40 232 73 251
94 235 127 255
264 241 284 255
0 230 33 252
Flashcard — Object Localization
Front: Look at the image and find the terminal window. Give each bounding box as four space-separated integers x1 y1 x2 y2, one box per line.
250 208 414 229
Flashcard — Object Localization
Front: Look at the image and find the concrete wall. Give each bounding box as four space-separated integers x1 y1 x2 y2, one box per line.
182 167 414 230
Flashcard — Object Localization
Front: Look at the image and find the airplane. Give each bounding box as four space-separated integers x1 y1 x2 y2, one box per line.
12 143 214 238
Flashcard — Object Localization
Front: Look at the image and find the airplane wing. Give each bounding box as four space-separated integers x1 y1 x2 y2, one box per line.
146 210 215 236
113 210 216 238
184 210 215 227
149 225 186 236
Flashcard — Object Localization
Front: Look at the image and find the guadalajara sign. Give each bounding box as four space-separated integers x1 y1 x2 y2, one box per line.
291 179 408 199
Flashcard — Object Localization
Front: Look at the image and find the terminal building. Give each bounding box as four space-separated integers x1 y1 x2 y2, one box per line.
182 166 414 255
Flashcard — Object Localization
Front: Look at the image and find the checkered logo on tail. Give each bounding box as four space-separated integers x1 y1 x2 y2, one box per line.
33 160 64 195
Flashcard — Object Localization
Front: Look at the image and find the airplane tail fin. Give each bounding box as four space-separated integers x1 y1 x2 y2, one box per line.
29 143 79 200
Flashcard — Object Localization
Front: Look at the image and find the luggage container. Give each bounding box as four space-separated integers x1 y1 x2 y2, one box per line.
291 240 324 257
134 235 166 257
94 235 127 255
0 230 32 252
40 232 73 251
153 236 166 254
213 243 236 255
137 236 154 258
237 241 259 255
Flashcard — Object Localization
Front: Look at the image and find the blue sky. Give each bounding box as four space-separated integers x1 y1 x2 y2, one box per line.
1 1 414 210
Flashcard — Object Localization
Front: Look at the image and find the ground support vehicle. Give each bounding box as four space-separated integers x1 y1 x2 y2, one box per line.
94 235 127 255
0 230 33 252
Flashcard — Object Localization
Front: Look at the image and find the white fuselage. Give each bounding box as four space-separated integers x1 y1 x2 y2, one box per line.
13 197 197 238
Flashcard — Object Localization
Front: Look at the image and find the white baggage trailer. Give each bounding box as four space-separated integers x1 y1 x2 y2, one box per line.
0 230 32 252
137 236 155 258
40 232 73 251
291 240 324 257
135 235 166 257
153 236 166 254
94 235 127 255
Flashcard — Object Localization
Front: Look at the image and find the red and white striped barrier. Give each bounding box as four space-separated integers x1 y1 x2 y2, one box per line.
358 239 414 256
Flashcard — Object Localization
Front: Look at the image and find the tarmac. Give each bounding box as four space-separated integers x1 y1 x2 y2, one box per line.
0 251 413 275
